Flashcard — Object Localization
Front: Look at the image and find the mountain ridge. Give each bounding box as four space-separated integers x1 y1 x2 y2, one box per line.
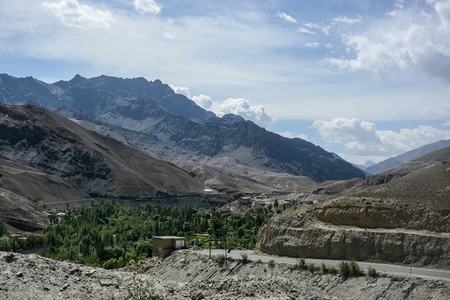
365 139 450 174
0 73 365 182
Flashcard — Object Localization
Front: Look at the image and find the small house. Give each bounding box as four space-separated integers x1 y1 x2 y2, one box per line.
152 236 186 257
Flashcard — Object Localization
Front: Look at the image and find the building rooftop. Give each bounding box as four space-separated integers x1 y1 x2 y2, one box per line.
153 236 186 240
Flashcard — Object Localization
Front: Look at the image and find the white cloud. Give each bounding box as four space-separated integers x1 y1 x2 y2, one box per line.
297 27 316 34
42 0 114 29
2 0 449 125
421 100 450 119
327 1 450 84
192 94 274 128
443 120 450 126
181 89 274 128
162 31 176 39
277 12 297 23
134 0 161 15
313 118 450 162
332 16 361 24
388 0 406 16
305 42 319 48
304 22 330 35
216 98 274 128
433 0 450 34
278 131 309 141
170 85 191 98
191 94 213 110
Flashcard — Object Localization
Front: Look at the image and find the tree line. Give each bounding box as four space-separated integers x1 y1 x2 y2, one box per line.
0 200 270 269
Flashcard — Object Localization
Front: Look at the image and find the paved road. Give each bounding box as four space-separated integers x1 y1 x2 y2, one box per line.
194 249 450 281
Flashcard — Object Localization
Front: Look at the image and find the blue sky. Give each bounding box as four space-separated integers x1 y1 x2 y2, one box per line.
1 0 450 164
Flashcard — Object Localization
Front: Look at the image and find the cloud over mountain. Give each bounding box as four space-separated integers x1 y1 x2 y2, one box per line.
216 98 273 128
313 118 450 163
191 94 213 110
171 86 274 128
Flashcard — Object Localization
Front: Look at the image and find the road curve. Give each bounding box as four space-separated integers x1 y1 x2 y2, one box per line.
193 249 450 281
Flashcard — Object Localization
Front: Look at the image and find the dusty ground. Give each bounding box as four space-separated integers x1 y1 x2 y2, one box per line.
1 250 449 299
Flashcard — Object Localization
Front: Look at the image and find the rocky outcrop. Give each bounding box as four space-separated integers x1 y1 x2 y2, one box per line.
256 215 450 267
315 201 450 233
256 151 450 268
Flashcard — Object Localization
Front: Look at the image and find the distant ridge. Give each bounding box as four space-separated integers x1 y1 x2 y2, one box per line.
365 139 450 174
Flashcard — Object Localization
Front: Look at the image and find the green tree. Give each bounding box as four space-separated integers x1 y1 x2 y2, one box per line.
0 219 7 237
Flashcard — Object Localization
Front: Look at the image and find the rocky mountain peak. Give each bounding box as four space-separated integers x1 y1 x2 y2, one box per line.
0 73 366 182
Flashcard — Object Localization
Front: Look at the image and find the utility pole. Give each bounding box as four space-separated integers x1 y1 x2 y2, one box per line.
208 235 213 259
224 233 227 267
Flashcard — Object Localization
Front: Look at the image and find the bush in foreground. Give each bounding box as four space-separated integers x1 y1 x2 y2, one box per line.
339 260 364 277
368 267 378 277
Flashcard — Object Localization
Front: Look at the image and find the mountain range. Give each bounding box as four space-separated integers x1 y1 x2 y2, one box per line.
0 73 365 183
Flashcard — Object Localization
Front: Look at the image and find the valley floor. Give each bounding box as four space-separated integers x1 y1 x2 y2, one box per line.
1 250 449 299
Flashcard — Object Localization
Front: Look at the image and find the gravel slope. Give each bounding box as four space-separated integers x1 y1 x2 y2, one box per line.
1 250 449 299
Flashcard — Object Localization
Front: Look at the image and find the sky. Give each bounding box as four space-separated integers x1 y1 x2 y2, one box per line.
1 0 450 165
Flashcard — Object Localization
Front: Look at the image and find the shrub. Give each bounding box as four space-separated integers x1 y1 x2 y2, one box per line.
307 263 319 271
349 259 364 276
339 260 364 277
368 267 378 277
0 236 11 251
240 253 249 264
320 262 328 273
103 258 119 269
292 257 307 270
125 274 167 300
268 260 275 268
328 265 338 274
338 261 351 277
216 254 226 266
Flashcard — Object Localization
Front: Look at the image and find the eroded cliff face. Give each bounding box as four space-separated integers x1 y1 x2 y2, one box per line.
314 199 450 233
256 155 450 268
256 212 450 268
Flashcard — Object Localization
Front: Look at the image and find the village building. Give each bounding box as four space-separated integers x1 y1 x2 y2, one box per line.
152 236 186 257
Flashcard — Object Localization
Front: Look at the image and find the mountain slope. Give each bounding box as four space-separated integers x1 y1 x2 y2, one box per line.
365 139 450 174
0 104 207 199
0 74 365 182
62 111 317 192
